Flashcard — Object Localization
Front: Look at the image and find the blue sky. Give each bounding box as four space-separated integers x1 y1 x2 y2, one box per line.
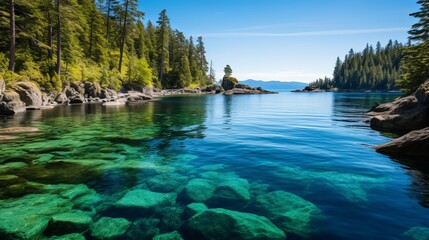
140 0 420 83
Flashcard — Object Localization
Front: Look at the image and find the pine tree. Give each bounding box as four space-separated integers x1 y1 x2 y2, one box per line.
156 9 170 86
397 0 429 93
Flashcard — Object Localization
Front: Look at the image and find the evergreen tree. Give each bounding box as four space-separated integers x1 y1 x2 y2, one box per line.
224 64 232 77
156 9 170 87
397 0 429 93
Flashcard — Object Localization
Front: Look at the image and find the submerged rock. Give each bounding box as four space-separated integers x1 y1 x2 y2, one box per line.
113 189 176 215
46 210 92 235
153 231 184 240
0 194 72 240
90 217 131 240
404 227 429 240
375 127 429 157
182 203 208 220
146 173 188 193
0 127 39 134
44 233 86 240
180 208 286 240
250 190 321 237
123 218 160 240
180 178 216 202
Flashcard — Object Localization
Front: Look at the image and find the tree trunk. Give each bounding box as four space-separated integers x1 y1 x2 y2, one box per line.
118 0 129 73
55 0 61 76
48 10 53 59
106 0 111 44
9 0 15 72
89 14 94 59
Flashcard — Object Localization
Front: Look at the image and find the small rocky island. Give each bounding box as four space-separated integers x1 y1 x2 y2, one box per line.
368 80 429 158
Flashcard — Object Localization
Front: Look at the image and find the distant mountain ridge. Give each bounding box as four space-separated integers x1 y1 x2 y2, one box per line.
239 79 307 90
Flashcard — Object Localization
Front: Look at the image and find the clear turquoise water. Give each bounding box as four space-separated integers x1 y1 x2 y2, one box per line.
1 92 429 239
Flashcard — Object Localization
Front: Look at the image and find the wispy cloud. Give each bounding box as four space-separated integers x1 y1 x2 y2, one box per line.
199 27 408 38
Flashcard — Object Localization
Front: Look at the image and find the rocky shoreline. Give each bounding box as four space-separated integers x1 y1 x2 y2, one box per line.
368 80 429 158
0 79 276 116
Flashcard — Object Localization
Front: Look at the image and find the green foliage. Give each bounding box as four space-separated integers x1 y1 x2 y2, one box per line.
398 41 429 93
224 65 233 78
129 57 153 87
0 0 210 92
398 0 429 93
310 76 333 90
223 76 238 84
313 41 404 90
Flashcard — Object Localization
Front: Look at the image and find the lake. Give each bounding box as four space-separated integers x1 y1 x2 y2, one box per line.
1 91 428 240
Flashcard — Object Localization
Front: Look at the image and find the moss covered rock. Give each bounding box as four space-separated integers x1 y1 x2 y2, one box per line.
180 208 286 240
180 178 216 202
90 217 131 240
46 210 92 235
153 231 183 240
250 190 321 237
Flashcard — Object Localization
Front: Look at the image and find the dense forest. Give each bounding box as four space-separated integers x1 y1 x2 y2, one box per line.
310 41 404 91
0 0 215 91
311 0 429 93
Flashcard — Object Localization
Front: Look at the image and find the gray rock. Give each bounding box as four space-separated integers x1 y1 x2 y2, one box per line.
375 127 429 157
0 78 5 94
221 77 237 91
0 90 26 115
369 80 429 132
13 81 43 107
55 93 68 104
180 208 286 240
69 95 85 104
84 82 102 98
90 217 131 240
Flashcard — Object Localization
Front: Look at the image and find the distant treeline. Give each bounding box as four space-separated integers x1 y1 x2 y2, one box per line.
0 0 215 91
311 40 404 91
311 0 429 93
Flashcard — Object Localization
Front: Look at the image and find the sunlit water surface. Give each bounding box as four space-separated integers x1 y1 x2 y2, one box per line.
1 91 429 240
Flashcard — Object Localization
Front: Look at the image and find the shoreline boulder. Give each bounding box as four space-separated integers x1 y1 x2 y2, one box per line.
375 127 429 158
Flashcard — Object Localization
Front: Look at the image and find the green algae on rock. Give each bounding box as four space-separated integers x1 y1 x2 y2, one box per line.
43 233 86 240
250 190 321 237
46 210 92 235
404 227 429 240
90 217 131 240
180 208 286 240
114 189 176 212
0 194 72 240
153 231 184 240
146 173 188 193
182 203 208 220
180 178 216 202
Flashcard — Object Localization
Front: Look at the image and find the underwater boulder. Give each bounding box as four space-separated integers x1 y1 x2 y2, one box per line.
404 227 429 240
146 173 188 193
180 208 286 240
90 217 131 240
153 231 184 240
179 178 216 203
250 190 321 237
45 210 92 235
182 203 208 220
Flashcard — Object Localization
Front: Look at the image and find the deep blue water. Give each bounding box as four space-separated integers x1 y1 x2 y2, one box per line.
1 91 429 239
